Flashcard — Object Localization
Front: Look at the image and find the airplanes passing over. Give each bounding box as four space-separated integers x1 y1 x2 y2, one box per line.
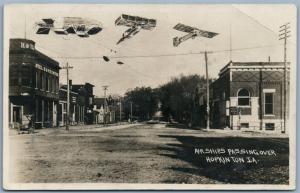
173 23 218 47
115 14 156 44
35 17 103 37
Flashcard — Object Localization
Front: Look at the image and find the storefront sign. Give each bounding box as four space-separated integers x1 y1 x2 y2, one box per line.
35 63 59 76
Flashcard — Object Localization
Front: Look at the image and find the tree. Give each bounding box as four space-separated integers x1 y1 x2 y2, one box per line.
123 87 158 121
158 74 212 125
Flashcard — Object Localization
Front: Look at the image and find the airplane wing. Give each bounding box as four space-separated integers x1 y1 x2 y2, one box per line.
42 18 54 24
115 14 156 29
66 27 76 34
174 23 218 38
76 31 89 37
196 29 218 38
174 23 196 33
36 28 50 34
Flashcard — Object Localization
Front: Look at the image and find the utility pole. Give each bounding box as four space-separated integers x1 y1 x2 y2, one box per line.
119 97 122 122
130 101 133 122
204 51 211 131
103 86 109 126
279 23 290 134
61 62 73 130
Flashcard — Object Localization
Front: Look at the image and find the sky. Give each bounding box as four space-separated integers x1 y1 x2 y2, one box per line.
5 4 296 97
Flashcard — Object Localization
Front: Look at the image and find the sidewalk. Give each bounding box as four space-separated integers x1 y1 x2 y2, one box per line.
9 122 137 136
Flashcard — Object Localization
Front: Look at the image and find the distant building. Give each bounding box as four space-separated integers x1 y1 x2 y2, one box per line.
210 61 289 133
58 80 85 126
9 38 60 129
93 97 117 124
72 83 95 124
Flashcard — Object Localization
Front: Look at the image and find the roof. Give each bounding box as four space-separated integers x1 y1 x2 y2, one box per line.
219 61 290 76
10 38 60 70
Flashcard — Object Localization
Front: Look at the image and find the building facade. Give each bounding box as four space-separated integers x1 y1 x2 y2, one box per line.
58 83 85 126
72 83 95 124
210 61 289 133
9 38 60 129
93 97 117 124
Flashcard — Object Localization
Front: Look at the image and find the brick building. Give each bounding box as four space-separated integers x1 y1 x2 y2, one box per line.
9 38 60 129
210 61 289 133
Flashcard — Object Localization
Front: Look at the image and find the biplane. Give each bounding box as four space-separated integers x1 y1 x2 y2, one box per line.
173 23 218 47
115 14 156 44
35 17 103 37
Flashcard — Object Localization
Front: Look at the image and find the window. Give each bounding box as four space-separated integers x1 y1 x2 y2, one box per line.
41 73 45 90
265 123 275 130
21 78 30 86
49 76 52 92
45 75 49 91
10 78 18 86
238 89 250 106
38 72 43 89
240 123 249 128
264 93 274 115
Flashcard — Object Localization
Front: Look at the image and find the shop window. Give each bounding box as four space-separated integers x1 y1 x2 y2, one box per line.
265 123 275 130
264 93 274 115
238 89 250 106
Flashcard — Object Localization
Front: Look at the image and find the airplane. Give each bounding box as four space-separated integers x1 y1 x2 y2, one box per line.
173 23 218 47
115 14 156 44
35 17 103 37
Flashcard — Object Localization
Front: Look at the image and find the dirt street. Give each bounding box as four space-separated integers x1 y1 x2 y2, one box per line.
9 123 289 184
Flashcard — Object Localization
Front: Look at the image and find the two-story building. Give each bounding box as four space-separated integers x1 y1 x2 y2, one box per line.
58 80 85 126
210 61 289 133
72 83 95 124
9 38 60 129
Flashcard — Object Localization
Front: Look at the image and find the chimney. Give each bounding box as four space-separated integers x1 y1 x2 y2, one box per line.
268 56 271 62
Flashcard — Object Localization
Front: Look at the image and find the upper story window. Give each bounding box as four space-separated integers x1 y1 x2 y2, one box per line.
238 89 250 106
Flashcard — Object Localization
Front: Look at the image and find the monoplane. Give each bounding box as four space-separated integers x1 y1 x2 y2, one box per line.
115 14 156 44
173 23 218 47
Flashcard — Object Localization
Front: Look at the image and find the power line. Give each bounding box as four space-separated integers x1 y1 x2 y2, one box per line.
50 43 284 60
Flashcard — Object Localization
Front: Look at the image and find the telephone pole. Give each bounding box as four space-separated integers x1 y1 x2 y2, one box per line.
103 86 109 125
119 97 122 122
204 51 210 130
130 101 133 122
61 62 73 130
279 23 290 134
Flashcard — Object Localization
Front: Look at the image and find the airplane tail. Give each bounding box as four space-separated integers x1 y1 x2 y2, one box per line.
173 37 181 47
36 28 50 34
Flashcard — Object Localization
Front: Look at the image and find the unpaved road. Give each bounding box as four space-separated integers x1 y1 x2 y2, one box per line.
8 123 289 184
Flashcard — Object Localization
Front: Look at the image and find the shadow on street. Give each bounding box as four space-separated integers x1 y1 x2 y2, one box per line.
158 134 289 184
